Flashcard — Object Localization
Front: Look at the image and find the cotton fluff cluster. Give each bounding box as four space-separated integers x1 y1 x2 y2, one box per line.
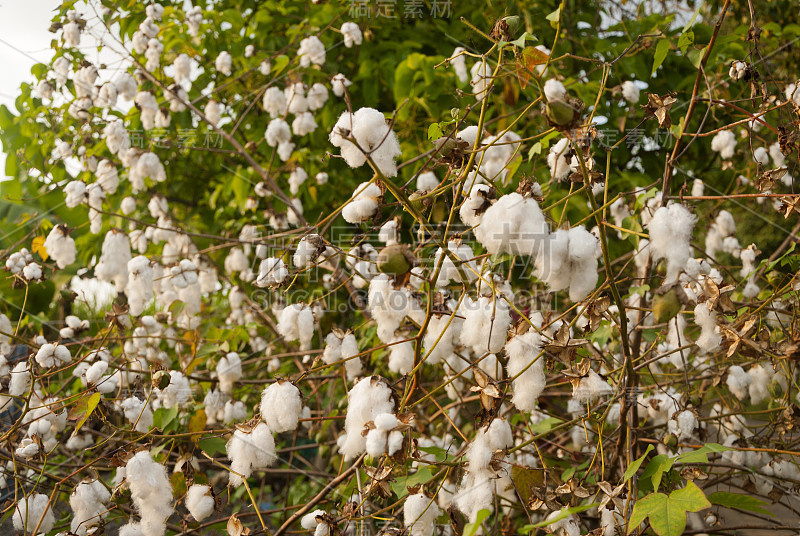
338 376 395 459
323 330 363 380
470 59 491 101
125 451 173 536
255 257 288 287
505 331 546 411
226 422 276 486
433 241 477 287
96 230 132 292
330 108 401 177
70 479 111 535
729 60 747 80
331 73 352 97
216 352 242 394
5 248 33 274
450 47 468 83
711 130 736 159
13 493 55 534
277 304 315 351
260 380 302 433
365 412 405 457
301 510 329 536
121 396 153 432
533 227 600 302
298 36 326 67
621 80 640 103
126 256 154 316
460 296 511 355
704 210 739 260
59 315 89 339
342 182 382 224
215 51 232 75
341 22 362 47
646 203 697 283
572 370 614 404
185 484 215 521
474 193 549 256
456 418 513 522
34 342 71 368
368 274 424 343
43 224 76 269
157 371 191 408
667 409 698 440
694 301 721 353
264 118 295 161
404 493 442 536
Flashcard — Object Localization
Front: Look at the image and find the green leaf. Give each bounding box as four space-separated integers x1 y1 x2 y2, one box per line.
675 443 731 465
391 466 435 498
546 2 563 29
463 508 490 536
153 406 179 431
640 454 673 492
628 482 710 536
687 46 706 68
199 437 228 457
708 491 774 516
651 38 671 77
510 466 545 504
510 32 537 48
677 30 694 54
272 55 290 75
624 445 654 482
428 122 443 141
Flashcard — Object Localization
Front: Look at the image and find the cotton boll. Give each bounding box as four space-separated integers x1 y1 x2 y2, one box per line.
158 371 192 407
423 308 462 365
262 87 287 118
216 352 242 394
121 396 153 432
404 493 441 536
9 362 31 396
70 479 111 535
227 422 276 486
548 138 572 180
277 304 315 350
747 365 774 405
331 73 352 97
691 179 704 197
460 296 511 355
215 51 232 75
694 302 721 353
470 59 491 101
339 376 395 460
265 118 291 147
433 241 477 287
711 130 736 159
185 484 214 521
572 370 613 404
546 510 581 536
292 112 317 137
474 193 549 256
646 204 696 283
125 451 173 536
726 365 751 401
753 146 769 166
204 100 222 127
388 337 414 374
341 22 362 47
330 108 402 177
544 79 567 102
13 493 55 534
769 142 786 168
667 409 698 440
306 83 328 111
255 257 288 287
342 182 382 224
297 36 326 67
621 80 640 103
450 47 468 83
505 331 545 411
260 380 302 433
44 224 76 269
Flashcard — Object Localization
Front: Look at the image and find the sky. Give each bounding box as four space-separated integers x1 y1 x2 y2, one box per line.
0 0 62 179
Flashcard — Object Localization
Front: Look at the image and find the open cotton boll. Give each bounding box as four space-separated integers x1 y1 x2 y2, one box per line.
470 59 491 101
460 295 511 355
548 138 572 180
298 36 326 67
545 510 581 536
691 179 705 197
158 371 192 407
667 409 698 440
43 225 76 269
255 257 288 287
121 396 153 432
265 118 292 147
204 100 221 127
433 241 477 287
505 331 545 411
459 183 492 228
416 171 439 192
216 352 242 394
9 361 31 397
292 112 317 137
215 51 232 75
339 376 395 460
227 422 276 486
96 159 119 194
786 81 800 106
450 47 468 83
277 304 315 350
96 230 132 292
330 108 402 177
572 370 614 404
423 307 462 364
621 80 640 103
341 22 362 47
261 380 302 433
543 79 567 101
126 255 154 317
331 73 352 97
711 130 736 159
70 479 111 535
388 337 415 374
474 193 549 256
342 182 382 224
753 146 769 166
262 87 287 118
125 451 173 536
726 365 751 401
404 493 441 536
185 484 214 521
747 365 774 405
646 204 696 283
306 83 329 111
13 493 55 534
35 342 71 368
694 302 721 353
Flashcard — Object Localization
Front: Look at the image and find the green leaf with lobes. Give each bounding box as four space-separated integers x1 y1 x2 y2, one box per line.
628 482 711 536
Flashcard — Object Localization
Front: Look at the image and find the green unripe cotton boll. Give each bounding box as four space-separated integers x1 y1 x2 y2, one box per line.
377 244 415 275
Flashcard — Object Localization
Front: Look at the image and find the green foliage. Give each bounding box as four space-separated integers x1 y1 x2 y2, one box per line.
628 482 711 536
